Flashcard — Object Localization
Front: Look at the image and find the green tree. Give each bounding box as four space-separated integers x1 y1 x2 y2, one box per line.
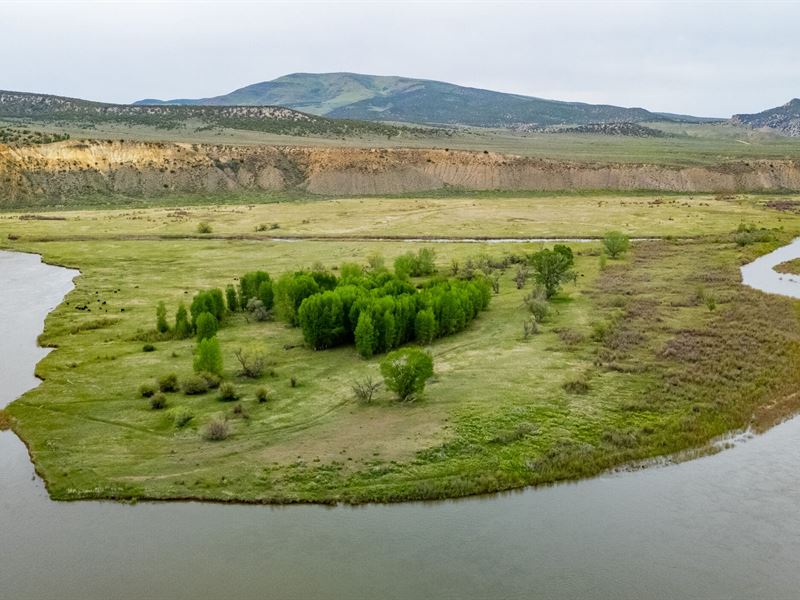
298 291 345 350
414 308 437 344
193 337 223 376
195 311 218 341
529 248 575 298
239 271 271 307
274 273 320 325
355 311 377 358
156 301 169 333
174 303 192 339
603 231 630 259
380 348 434 401
258 280 274 310
225 285 239 312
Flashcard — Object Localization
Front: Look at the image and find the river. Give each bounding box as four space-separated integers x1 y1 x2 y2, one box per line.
2 245 800 599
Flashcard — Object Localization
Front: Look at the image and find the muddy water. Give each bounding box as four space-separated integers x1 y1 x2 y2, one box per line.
2 248 800 599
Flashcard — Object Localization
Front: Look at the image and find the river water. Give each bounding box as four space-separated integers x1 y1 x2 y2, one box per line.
2 246 800 599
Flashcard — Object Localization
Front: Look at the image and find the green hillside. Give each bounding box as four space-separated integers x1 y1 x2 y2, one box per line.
136 72 713 127
0 90 434 138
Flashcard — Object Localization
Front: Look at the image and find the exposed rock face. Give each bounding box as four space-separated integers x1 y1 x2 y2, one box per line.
2 140 800 206
732 99 800 137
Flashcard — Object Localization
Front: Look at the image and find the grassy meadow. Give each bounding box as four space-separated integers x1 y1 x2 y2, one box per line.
3 192 800 503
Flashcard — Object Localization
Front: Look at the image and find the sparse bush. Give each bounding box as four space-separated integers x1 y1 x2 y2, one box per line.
142 343 156 352
203 418 229 441
193 337 223 375
182 374 210 395
563 377 590 394
157 373 179 393
198 371 221 389
380 348 434 401
149 392 167 410
218 382 239 402
603 231 630 259
352 376 381 403
524 287 550 322
139 383 157 398
197 221 212 234
514 266 529 289
234 347 267 378
290 376 298 388
256 387 269 403
522 317 538 340
171 407 193 428
246 297 269 321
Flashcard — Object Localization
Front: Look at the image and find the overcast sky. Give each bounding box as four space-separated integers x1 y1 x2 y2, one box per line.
2 0 799 117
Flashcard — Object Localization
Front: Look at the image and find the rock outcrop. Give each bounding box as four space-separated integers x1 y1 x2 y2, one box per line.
2 140 800 206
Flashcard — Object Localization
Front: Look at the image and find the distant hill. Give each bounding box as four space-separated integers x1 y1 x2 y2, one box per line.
135 72 713 128
0 90 433 138
732 99 800 137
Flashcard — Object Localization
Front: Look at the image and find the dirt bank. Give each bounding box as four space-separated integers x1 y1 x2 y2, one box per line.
2 140 800 206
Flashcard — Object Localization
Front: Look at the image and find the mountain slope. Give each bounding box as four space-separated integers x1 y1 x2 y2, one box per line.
732 99 800 137
0 90 432 138
136 72 708 127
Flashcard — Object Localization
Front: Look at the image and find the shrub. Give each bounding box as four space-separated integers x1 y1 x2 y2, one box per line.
380 348 434 401
233 347 267 378
524 287 550 322
157 373 179 393
190 289 225 324
195 311 218 341
174 303 192 339
352 376 381 403
290 376 298 388
197 221 212 234
182 374 210 395
252 299 271 322
156 301 169 333
203 418 229 441
171 407 193 428
522 317 538 339
142 343 156 352
149 393 167 410
139 383 157 398
197 371 221 389
603 231 630 259
239 271 272 308
218 382 239 402
514 266 529 289
256 387 269 403
193 337 223 375
563 378 590 394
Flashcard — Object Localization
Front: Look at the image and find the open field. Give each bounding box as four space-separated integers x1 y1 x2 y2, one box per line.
3 192 800 239
3 194 800 503
5 117 800 167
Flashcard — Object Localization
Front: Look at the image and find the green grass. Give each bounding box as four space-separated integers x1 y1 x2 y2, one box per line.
3 196 800 504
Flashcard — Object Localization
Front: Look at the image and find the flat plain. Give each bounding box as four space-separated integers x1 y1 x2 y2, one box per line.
3 192 800 503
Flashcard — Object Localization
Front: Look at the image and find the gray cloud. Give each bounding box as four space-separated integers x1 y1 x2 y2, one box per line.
1 0 798 117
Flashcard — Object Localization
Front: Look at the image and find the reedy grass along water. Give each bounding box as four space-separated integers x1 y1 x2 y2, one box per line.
2 193 800 503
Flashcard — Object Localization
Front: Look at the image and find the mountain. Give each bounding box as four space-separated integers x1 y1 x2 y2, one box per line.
0 90 432 138
732 99 800 137
135 72 711 128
